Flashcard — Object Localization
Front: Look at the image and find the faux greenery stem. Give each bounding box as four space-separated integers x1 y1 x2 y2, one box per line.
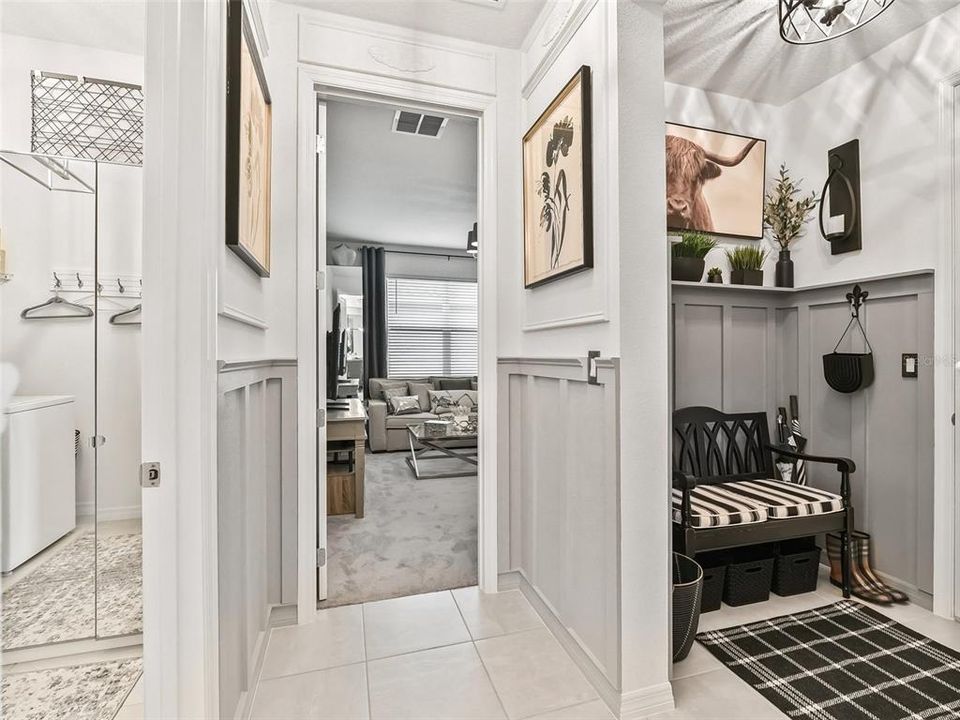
763 163 818 250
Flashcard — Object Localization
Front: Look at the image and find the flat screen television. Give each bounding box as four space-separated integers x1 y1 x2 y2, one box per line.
326 303 342 401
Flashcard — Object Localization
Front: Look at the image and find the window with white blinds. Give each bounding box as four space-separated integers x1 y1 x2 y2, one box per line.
386 276 478 377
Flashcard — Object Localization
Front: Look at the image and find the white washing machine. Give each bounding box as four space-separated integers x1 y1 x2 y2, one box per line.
1 395 77 572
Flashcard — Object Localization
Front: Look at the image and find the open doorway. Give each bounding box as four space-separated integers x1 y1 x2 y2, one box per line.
318 96 481 607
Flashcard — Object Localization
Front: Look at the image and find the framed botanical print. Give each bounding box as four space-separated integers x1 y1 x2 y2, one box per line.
522 65 593 289
665 123 766 239
226 0 272 277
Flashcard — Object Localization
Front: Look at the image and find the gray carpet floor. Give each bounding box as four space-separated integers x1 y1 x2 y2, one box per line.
323 451 478 607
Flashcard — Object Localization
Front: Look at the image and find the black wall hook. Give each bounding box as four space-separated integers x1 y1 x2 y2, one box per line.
846 284 869 318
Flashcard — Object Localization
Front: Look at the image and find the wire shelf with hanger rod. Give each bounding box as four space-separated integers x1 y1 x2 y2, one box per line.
20 271 94 320
0 149 96 194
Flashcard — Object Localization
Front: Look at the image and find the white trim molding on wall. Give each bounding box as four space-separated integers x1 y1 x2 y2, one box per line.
518 0 616 335
291 3 504 625
936 69 960 620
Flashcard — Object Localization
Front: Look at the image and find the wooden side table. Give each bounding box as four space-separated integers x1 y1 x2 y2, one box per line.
326 399 367 518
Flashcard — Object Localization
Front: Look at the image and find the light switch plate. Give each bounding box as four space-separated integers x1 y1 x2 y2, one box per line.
902 353 918 378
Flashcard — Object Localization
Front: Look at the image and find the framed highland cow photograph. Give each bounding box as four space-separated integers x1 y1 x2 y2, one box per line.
226 0 272 277
523 66 593 289
665 123 766 239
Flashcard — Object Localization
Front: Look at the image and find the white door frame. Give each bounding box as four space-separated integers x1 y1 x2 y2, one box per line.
937 70 960 619
296 65 499 622
142 0 222 715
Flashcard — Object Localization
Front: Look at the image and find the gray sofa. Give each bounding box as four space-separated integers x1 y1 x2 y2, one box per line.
367 376 477 452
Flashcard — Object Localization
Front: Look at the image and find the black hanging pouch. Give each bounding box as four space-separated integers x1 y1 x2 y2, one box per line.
823 285 874 394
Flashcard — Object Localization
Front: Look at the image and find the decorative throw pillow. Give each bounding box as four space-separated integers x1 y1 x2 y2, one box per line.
370 379 408 401
407 382 435 413
382 387 409 414
429 389 478 415
438 377 473 391
389 395 421 416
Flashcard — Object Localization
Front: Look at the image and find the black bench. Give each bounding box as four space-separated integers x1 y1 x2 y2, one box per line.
672 406 854 599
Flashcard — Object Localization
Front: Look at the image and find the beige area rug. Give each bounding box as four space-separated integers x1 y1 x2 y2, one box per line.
322 451 478 607
2 533 142 650
1 658 141 720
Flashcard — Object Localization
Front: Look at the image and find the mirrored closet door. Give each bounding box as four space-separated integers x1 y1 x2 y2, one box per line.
0 151 98 650
0 151 143 652
94 160 143 640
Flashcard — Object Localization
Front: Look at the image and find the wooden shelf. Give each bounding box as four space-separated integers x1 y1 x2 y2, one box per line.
671 269 934 295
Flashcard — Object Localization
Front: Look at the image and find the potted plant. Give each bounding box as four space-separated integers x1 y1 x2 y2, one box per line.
726 245 768 286
707 267 723 284
671 232 717 282
763 163 818 288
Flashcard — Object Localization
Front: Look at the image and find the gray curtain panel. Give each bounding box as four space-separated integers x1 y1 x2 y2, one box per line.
361 246 388 394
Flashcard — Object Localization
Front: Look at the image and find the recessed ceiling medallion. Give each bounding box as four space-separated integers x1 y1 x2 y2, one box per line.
780 0 896 45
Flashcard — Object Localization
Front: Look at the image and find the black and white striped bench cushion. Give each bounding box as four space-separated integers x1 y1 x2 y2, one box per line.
671 485 768 528
724 479 843 518
672 479 843 528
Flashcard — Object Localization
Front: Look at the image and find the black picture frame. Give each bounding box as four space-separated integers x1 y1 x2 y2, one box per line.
522 65 593 289
665 122 767 241
226 0 272 277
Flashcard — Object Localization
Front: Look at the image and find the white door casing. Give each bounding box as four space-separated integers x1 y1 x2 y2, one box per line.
142 0 222 715
296 66 501 619
939 71 960 620
317 99 329 601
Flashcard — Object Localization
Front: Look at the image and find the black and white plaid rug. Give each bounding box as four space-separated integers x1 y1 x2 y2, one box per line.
697 600 960 720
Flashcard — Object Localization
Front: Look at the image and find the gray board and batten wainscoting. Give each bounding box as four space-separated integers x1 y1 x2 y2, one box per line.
671 270 934 606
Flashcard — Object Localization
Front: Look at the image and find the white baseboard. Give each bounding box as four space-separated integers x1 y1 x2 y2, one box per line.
499 570 675 719
76 502 142 522
619 683 676 719
235 603 297 720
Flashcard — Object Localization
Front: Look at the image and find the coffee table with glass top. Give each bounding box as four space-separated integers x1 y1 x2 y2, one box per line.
406 421 478 479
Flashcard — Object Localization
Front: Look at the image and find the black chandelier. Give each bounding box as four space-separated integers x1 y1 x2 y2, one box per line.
779 0 896 45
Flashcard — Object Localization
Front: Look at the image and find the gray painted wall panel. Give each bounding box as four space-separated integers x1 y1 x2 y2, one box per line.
676 305 723 409
728 306 767 413
672 272 934 600
499 359 620 687
217 362 298 718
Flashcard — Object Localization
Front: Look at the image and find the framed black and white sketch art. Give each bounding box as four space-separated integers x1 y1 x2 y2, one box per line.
522 65 593 289
226 0 273 277
665 123 766 240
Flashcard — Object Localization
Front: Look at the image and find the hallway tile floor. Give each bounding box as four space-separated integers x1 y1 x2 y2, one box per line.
250 587 613 720
251 571 958 720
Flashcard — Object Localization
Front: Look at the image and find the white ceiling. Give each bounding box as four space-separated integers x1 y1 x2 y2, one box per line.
277 0 547 48
0 1 145 56
326 100 478 250
664 0 960 106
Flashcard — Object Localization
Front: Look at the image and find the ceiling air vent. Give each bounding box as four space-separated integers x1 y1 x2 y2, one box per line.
392 110 449 138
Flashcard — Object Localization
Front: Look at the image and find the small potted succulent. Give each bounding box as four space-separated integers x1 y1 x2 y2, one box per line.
763 163 818 288
726 245 768 286
706 267 723 284
671 232 717 282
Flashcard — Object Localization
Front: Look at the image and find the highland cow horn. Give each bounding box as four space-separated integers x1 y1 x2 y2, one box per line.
704 139 759 167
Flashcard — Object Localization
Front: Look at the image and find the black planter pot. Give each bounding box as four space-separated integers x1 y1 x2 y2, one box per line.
730 268 764 286
707 275 723 284
775 250 794 288
672 257 705 282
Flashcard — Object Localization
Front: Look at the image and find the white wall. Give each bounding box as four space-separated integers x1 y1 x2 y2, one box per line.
219 1 298 362
499 0 620 358
777 5 960 287
0 33 143 519
664 6 960 287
